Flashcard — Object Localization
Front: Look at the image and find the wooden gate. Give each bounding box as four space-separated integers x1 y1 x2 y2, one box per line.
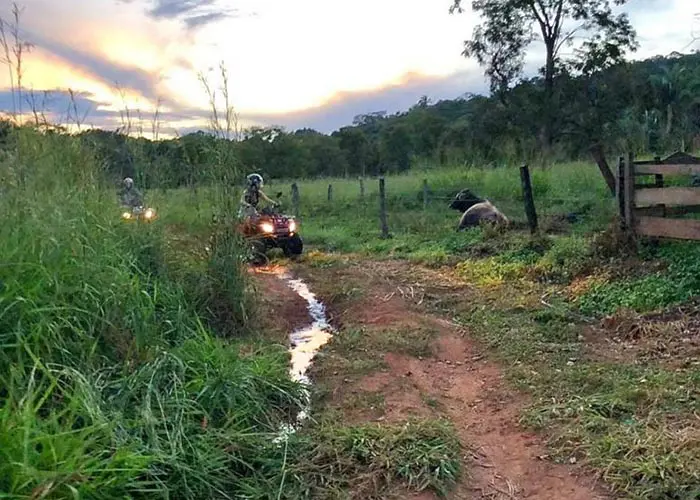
617 152 700 240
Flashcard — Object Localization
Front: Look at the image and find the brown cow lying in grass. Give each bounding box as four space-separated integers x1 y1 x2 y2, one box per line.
457 200 509 230
449 190 509 231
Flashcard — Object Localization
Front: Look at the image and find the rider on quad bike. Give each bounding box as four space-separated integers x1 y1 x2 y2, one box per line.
239 173 278 220
237 173 303 264
118 177 144 209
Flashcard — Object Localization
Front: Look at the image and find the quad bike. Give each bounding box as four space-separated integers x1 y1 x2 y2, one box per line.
121 205 157 222
239 193 303 266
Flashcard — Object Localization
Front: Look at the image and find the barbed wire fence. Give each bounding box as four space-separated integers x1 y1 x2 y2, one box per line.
287 167 609 238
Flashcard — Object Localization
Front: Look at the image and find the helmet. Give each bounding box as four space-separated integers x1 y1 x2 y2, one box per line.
123 177 134 188
247 173 263 188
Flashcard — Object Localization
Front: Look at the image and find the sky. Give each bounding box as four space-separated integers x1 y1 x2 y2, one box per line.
0 0 697 137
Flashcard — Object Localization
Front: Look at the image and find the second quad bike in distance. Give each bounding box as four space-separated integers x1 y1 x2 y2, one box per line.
121 205 157 222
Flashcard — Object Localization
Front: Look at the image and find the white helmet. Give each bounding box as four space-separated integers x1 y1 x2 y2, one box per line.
247 173 263 188
123 177 134 188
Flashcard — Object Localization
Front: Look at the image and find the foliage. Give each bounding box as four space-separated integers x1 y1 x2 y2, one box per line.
450 0 638 147
2 53 698 189
576 241 700 315
0 126 301 498
0 125 468 498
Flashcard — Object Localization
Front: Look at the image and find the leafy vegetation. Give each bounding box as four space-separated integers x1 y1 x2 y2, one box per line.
0 127 310 498
6 52 700 187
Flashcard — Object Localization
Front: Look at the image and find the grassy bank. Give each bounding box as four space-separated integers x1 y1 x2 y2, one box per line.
0 128 305 497
259 161 700 498
0 128 462 499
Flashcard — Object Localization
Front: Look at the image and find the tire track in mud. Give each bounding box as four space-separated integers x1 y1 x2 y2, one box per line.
253 260 608 500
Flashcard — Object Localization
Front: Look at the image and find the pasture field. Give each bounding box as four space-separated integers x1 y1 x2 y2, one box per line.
275 161 700 498
149 159 700 498
3 130 700 499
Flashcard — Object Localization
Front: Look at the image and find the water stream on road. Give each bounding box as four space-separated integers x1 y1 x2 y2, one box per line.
255 265 334 440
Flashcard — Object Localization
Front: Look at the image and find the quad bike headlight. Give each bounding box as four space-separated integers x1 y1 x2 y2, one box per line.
122 211 132 219
260 222 274 233
144 208 155 219
288 220 296 232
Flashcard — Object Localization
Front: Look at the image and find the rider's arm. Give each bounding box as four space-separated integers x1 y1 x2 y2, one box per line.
259 189 276 204
240 191 250 207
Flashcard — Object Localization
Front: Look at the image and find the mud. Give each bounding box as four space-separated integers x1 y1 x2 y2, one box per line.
253 259 609 499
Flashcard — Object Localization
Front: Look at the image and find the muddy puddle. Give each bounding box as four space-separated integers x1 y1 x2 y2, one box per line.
254 265 334 435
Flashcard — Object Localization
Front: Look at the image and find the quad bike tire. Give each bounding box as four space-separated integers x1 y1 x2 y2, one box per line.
248 239 269 267
282 234 303 258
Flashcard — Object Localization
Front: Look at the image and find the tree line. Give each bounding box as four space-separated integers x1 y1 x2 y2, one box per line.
1 48 697 190
101 49 700 186
1 0 699 189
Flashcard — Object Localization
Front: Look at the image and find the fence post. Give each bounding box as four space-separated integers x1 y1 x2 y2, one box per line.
291 182 300 219
327 183 333 202
624 152 635 232
359 177 365 198
379 176 390 239
616 156 625 229
422 179 429 211
653 155 666 218
519 164 538 234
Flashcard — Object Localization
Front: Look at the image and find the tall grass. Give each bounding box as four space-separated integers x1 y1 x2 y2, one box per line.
0 126 464 498
0 127 305 498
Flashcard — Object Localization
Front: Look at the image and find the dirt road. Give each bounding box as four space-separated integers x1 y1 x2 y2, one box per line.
252 258 609 499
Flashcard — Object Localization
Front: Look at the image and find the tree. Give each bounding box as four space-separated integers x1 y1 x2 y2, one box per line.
648 60 700 143
379 123 413 173
450 0 638 147
333 126 370 176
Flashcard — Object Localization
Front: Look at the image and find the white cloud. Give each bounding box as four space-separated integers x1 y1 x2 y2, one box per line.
0 0 697 134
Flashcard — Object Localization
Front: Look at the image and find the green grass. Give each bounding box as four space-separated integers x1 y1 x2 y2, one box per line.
0 128 308 498
291 163 613 249
148 161 616 266
9 123 699 499
250 161 700 498
271 161 700 498
576 240 700 315
272 419 462 499
0 126 466 499
416 226 700 499
441 276 700 498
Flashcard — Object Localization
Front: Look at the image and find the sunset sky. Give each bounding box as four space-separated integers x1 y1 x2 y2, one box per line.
0 0 698 136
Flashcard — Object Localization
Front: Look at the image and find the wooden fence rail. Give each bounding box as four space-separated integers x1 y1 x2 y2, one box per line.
619 151 700 240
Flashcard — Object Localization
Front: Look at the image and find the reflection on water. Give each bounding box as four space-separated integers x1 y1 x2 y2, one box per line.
285 276 332 379
255 265 334 439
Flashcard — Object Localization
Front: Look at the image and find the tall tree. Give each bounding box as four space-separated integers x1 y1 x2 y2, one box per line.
450 0 638 147
333 126 370 176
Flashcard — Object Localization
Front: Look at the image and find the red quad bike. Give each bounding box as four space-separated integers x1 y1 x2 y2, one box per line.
239 193 303 266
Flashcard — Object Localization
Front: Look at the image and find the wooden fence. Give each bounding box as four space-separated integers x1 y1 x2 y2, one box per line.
618 151 700 240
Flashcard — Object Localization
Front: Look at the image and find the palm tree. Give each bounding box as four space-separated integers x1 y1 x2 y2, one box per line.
648 59 700 147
